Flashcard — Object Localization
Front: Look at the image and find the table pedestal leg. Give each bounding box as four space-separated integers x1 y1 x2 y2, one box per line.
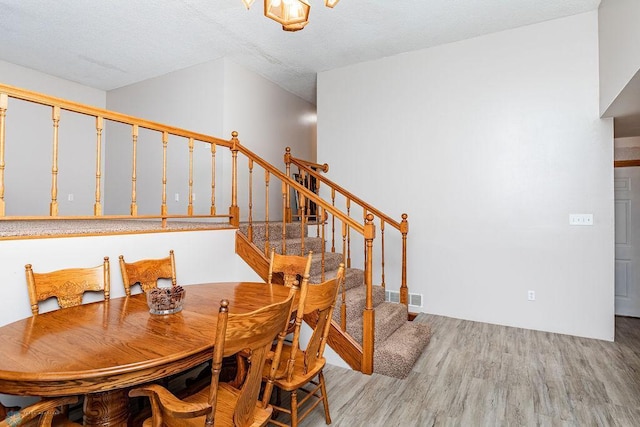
83 389 129 427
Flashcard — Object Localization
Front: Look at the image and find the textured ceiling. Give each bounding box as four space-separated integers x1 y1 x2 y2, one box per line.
0 0 600 104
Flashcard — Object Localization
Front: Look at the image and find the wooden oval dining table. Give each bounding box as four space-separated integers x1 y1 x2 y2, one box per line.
0 282 292 427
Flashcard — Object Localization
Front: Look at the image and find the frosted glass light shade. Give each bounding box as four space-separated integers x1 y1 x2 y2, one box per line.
325 0 340 7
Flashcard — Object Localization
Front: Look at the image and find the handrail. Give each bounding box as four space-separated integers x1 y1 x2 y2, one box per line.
235 141 364 234
287 148 401 230
0 83 231 148
289 155 329 173
0 82 383 376
286 147 410 311
0 83 232 225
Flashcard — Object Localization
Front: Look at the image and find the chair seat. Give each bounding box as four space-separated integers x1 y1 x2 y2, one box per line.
140 384 272 427
264 345 326 391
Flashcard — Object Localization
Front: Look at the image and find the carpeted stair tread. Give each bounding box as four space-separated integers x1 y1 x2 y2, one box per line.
239 221 314 241
308 252 344 276
332 285 385 325
373 321 432 379
347 302 408 347
309 267 363 290
252 236 324 256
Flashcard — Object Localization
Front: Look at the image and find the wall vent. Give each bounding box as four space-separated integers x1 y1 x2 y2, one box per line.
409 293 423 308
385 290 400 303
385 290 423 308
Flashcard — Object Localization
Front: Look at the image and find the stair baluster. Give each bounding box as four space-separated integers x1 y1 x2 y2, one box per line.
247 158 254 242
210 142 216 215
264 170 270 257
331 188 336 252
161 131 168 227
381 218 385 290
346 199 351 268
130 124 138 215
187 137 194 216
0 92 6 216
94 117 103 216
50 105 60 216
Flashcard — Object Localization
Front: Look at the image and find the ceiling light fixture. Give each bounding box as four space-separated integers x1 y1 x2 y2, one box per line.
243 0 341 32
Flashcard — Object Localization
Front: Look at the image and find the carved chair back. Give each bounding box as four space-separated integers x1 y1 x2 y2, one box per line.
267 248 312 288
25 257 111 315
118 250 176 296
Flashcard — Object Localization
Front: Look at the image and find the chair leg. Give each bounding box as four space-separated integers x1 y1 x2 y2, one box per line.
319 370 331 424
290 390 298 427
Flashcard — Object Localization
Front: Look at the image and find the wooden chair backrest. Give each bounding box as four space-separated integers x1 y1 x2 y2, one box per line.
25 257 111 315
0 396 78 427
286 263 344 380
206 291 295 426
0 402 19 421
267 249 312 288
118 250 176 296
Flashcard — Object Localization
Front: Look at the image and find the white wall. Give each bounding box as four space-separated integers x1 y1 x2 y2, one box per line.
0 229 260 327
0 61 106 216
599 0 640 116
105 58 316 221
222 60 316 221
105 59 227 216
0 229 261 407
318 12 615 340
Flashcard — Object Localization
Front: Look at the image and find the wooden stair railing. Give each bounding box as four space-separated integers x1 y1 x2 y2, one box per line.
229 134 380 374
286 148 410 307
0 83 391 375
0 83 232 225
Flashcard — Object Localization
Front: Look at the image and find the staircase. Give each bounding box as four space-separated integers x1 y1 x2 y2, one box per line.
239 221 431 379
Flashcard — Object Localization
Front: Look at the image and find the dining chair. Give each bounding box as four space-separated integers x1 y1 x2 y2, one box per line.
262 263 345 427
0 396 81 426
118 250 176 296
0 402 19 421
25 257 111 315
267 249 312 288
129 288 296 427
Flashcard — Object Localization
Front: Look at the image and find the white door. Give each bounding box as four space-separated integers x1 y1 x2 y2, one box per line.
615 167 640 316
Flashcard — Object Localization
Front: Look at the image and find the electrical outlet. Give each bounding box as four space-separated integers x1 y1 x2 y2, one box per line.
67 193 74 202
569 214 593 226
527 290 535 301
174 193 179 202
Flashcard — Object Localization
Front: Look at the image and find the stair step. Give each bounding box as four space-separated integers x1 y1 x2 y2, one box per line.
373 321 432 379
253 236 325 256
332 285 385 325
347 302 408 347
310 267 363 291
309 252 343 277
239 221 317 240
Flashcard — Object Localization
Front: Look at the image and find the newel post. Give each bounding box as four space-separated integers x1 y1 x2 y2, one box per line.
400 213 409 306
284 147 292 223
229 131 240 227
362 213 376 374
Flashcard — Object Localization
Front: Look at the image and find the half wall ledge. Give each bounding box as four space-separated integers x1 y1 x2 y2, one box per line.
0 219 234 240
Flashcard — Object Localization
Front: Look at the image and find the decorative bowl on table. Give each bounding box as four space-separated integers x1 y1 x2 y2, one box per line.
146 286 185 315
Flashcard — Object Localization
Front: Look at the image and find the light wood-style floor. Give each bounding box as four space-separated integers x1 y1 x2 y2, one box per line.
298 314 640 426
